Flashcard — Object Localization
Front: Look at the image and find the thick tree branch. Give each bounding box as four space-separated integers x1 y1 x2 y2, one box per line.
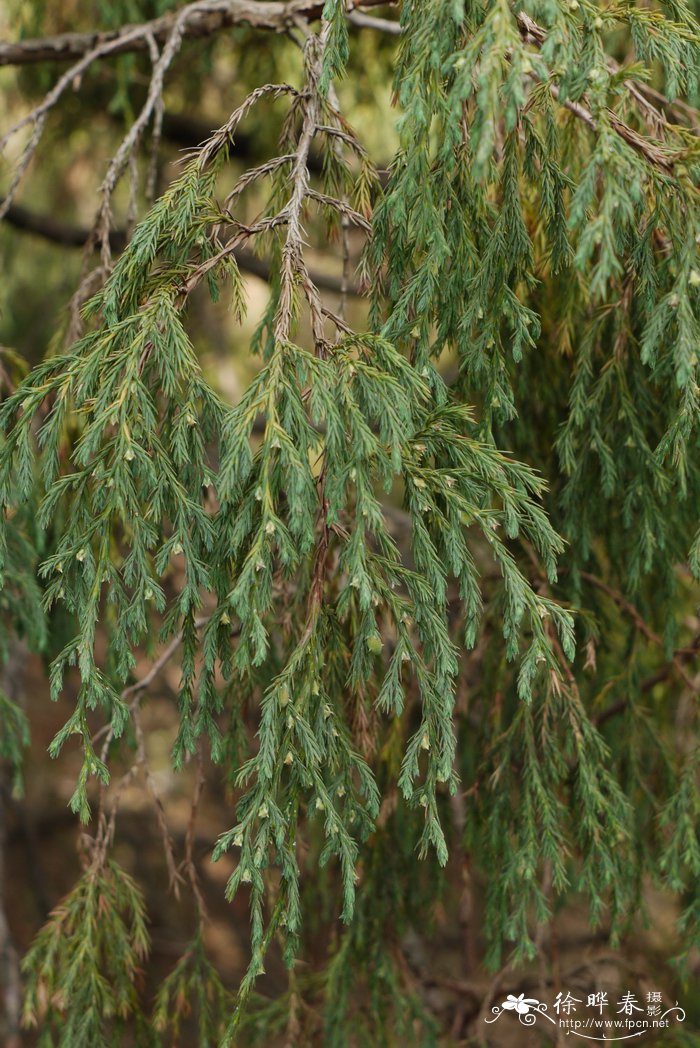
0 0 392 67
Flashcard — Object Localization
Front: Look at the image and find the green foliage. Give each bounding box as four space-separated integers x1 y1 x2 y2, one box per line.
153 930 231 1046
0 350 46 794
21 861 149 1047
3 0 700 1043
0 28 574 1005
0 693 29 796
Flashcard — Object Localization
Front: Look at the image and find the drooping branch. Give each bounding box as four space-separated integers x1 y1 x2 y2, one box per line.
0 1 393 226
517 11 681 173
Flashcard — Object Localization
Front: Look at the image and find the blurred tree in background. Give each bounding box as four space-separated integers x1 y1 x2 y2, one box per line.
1 1 700 1045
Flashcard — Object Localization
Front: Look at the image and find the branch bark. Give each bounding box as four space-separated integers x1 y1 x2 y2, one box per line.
0 0 392 67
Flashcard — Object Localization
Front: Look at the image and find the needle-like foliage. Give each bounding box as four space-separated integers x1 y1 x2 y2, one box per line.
2 0 700 1043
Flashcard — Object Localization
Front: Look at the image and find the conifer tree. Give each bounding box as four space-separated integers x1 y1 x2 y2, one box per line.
1 0 700 1044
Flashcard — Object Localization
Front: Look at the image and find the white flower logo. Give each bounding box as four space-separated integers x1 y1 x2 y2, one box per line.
501 993 540 1015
